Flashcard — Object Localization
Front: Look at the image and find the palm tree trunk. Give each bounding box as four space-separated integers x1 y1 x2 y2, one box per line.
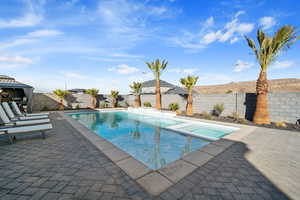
112 98 116 108
59 99 64 110
253 71 270 124
92 97 96 108
156 79 161 110
135 95 141 107
186 91 193 116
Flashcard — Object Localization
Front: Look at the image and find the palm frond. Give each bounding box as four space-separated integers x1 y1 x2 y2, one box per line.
244 25 299 71
180 76 199 92
85 88 99 97
111 90 119 98
129 82 142 95
145 59 168 80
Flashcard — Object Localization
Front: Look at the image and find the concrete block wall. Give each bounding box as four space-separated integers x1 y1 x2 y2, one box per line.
193 93 246 117
138 94 187 111
32 92 300 123
268 93 300 123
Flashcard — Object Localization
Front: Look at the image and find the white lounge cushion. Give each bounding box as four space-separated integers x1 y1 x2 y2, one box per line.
11 101 23 116
19 115 48 120
11 102 49 116
2 102 16 119
15 119 50 126
0 105 11 124
0 124 52 134
26 112 49 116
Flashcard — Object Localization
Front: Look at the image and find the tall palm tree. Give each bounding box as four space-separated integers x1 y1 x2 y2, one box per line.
85 88 99 108
180 76 199 116
245 25 299 124
110 90 119 108
145 59 168 110
129 82 142 107
53 89 69 110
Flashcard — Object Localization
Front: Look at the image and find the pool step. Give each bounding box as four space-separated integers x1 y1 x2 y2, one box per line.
166 124 219 141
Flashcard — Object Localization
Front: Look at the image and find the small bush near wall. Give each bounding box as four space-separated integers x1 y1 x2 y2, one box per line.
100 102 109 108
169 102 179 111
212 103 225 116
201 112 212 120
143 102 152 107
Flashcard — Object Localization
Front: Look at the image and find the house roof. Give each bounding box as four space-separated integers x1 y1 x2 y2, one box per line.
165 86 188 94
68 88 86 93
0 75 33 89
141 79 191 95
141 80 175 88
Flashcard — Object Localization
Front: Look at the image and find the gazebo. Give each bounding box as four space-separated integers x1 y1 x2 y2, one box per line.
0 75 34 112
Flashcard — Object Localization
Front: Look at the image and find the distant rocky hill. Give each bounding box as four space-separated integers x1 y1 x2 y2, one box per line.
194 78 300 94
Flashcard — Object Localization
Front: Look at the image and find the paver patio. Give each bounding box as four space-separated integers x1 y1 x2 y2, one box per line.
0 112 298 200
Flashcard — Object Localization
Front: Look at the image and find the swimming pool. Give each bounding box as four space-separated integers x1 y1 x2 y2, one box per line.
68 111 236 169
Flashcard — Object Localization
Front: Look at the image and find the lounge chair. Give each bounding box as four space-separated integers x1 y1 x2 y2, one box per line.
0 105 50 126
0 123 52 144
1 102 48 120
11 101 49 117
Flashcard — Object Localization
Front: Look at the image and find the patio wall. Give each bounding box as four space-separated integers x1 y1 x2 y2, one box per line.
32 92 300 123
137 93 300 124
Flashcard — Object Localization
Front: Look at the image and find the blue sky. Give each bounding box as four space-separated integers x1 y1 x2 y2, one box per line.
1 0 300 93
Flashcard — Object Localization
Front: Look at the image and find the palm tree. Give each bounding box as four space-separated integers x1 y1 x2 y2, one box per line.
53 89 69 110
180 76 198 116
85 88 99 108
129 82 142 107
245 25 299 124
110 90 119 108
145 59 168 110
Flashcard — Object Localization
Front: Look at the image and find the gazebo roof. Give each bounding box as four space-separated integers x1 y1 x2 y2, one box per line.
0 75 33 89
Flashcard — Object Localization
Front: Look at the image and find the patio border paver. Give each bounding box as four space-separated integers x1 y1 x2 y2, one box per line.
59 109 257 196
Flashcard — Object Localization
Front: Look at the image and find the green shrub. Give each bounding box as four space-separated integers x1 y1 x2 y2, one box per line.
117 103 123 108
202 112 212 120
124 101 130 107
143 102 152 107
238 118 247 124
41 106 49 111
169 102 179 111
75 104 80 109
226 90 233 94
213 103 224 116
230 112 239 120
100 102 109 109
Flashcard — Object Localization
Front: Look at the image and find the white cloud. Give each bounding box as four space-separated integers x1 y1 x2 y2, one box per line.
108 64 139 75
205 17 214 27
271 61 294 69
149 6 168 16
234 60 254 72
230 37 239 44
61 71 88 79
85 52 144 62
97 0 175 44
110 53 144 59
171 11 254 50
168 68 198 74
259 16 276 30
0 55 33 64
0 13 42 28
27 29 63 37
200 73 234 85
0 38 37 49
63 0 80 7
0 55 33 69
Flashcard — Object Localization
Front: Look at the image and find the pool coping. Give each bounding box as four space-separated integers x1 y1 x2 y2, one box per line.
59 110 257 196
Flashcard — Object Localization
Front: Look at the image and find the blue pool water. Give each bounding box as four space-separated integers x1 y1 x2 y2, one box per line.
68 111 211 169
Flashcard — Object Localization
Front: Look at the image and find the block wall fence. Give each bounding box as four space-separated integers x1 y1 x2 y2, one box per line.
32 92 300 124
